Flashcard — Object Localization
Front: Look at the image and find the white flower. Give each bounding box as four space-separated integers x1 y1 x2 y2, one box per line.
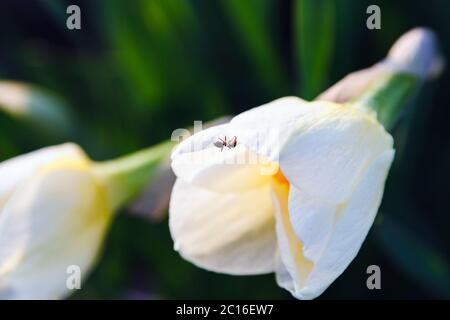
169 97 394 299
0 138 173 299
0 143 112 299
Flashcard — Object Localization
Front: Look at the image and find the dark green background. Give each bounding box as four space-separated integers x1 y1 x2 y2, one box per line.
0 0 449 299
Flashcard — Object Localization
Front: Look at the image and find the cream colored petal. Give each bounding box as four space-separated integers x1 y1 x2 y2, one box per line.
171 124 229 159
172 143 274 193
280 102 393 205
276 149 394 299
173 97 309 164
228 97 309 161
169 178 276 275
0 143 86 206
0 164 110 299
171 97 319 192
287 190 335 262
170 98 311 191
270 176 313 295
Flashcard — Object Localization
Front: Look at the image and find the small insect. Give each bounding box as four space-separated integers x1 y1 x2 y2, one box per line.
214 136 237 151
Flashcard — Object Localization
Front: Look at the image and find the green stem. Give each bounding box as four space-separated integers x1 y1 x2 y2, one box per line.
351 72 420 131
93 141 174 212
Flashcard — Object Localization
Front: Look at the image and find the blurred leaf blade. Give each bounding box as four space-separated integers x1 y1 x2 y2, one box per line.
294 0 335 99
222 0 288 95
105 0 168 107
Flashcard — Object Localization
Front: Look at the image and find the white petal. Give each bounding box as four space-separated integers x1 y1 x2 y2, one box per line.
0 164 110 299
270 177 313 294
172 97 309 164
171 124 229 159
169 178 276 275
170 97 311 192
276 149 394 299
0 143 86 207
288 189 335 262
228 97 309 161
280 102 393 204
172 143 275 193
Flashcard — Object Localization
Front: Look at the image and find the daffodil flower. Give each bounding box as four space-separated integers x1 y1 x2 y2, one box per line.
0 142 172 299
168 28 442 299
170 98 394 299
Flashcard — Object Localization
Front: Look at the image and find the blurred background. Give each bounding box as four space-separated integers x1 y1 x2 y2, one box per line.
0 0 449 299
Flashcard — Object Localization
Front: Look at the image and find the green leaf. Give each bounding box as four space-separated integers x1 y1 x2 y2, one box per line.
294 0 335 99
221 0 288 95
104 0 167 106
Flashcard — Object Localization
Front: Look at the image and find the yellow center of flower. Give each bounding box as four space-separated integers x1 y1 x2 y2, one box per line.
272 169 289 186
271 169 314 286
